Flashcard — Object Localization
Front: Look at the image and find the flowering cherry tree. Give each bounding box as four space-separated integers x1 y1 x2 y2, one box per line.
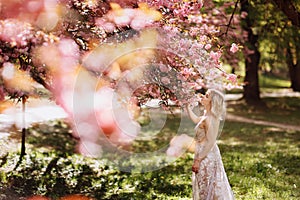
0 0 242 163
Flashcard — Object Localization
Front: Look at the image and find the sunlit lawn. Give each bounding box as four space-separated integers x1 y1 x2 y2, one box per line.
259 73 291 89
0 96 300 200
226 96 300 126
221 122 300 199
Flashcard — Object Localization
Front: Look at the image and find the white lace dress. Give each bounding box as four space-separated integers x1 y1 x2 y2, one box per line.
192 121 235 200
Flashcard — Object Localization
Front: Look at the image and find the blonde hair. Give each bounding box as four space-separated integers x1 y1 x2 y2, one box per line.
208 89 226 120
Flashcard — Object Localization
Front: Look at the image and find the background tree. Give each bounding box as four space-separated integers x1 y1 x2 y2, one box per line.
272 0 300 91
0 0 240 157
240 0 261 103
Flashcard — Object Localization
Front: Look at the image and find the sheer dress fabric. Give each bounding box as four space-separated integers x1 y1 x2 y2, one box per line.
192 121 235 200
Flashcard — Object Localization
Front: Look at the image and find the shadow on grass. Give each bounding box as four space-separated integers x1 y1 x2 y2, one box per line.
26 120 77 154
1 107 300 199
221 121 300 146
218 120 300 199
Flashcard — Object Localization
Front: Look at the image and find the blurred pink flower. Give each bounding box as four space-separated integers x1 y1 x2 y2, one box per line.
189 27 199 37
230 43 239 53
209 51 222 63
59 39 79 58
205 43 212 50
149 85 160 98
166 146 183 157
0 19 33 47
182 67 193 76
77 141 103 157
241 11 248 19
95 18 116 32
159 64 170 72
244 47 255 55
227 73 237 84
161 77 170 85
114 16 132 26
199 35 207 43
130 17 150 30
167 134 194 157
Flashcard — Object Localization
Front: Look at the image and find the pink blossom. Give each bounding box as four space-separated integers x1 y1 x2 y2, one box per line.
130 17 149 30
27 1 44 12
159 64 170 72
114 16 132 26
58 39 79 58
189 27 199 37
244 47 255 55
241 11 248 19
182 67 193 76
2 62 15 79
177 74 187 81
205 43 212 50
166 146 183 157
209 51 222 63
161 77 170 85
230 43 239 53
189 15 203 23
0 19 33 47
77 141 103 157
95 18 116 32
227 73 237 84
199 35 207 43
148 85 160 98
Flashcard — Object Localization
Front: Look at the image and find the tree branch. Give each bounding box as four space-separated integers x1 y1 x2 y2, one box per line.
218 0 240 37
225 0 240 35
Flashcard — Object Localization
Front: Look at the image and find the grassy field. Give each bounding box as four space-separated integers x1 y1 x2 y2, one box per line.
226 96 300 126
0 93 300 199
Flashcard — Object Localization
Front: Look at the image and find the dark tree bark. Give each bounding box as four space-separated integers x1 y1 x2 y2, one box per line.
273 0 300 91
14 95 27 170
20 96 27 157
286 46 300 91
241 0 261 104
273 0 300 27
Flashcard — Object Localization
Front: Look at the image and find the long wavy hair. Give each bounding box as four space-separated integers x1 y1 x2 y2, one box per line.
208 89 226 120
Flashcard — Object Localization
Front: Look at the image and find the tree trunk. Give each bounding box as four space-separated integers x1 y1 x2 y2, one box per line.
290 63 300 91
241 0 261 104
14 95 27 170
287 47 300 91
20 96 27 158
272 0 300 27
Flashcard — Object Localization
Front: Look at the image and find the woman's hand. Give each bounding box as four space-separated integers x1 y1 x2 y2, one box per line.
185 103 192 109
192 159 200 173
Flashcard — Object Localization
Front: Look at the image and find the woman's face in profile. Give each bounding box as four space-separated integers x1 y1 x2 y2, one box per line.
199 91 211 106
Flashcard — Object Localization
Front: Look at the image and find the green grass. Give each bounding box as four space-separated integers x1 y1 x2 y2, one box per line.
0 95 300 199
221 122 300 199
259 73 290 88
227 96 300 126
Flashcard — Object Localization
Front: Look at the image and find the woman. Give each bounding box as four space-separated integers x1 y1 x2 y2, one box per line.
186 89 234 200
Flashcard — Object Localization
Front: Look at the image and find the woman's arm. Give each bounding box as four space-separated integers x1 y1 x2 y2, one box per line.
195 116 220 160
186 104 201 124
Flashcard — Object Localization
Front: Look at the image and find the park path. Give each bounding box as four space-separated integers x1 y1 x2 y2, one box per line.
0 88 299 133
0 88 299 157
226 113 300 131
225 88 300 131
